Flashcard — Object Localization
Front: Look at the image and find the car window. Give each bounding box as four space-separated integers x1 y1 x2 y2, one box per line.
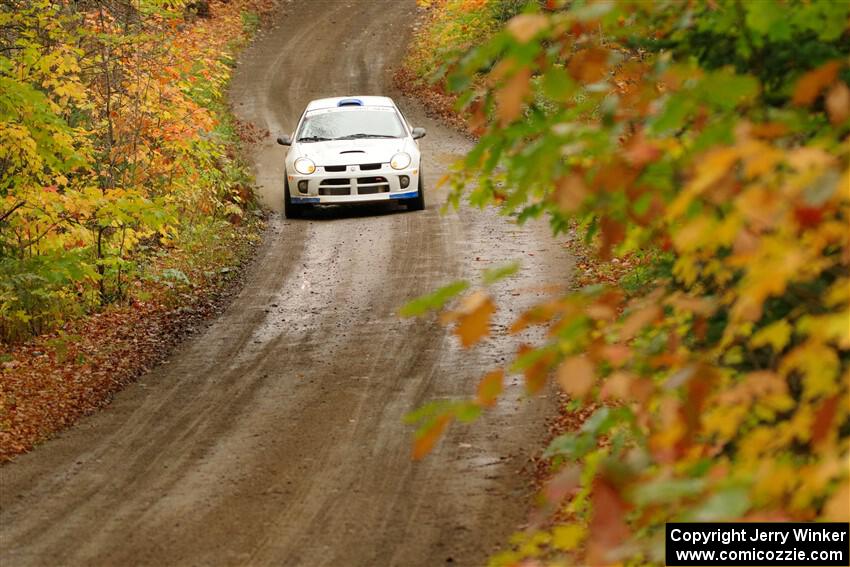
297 108 405 141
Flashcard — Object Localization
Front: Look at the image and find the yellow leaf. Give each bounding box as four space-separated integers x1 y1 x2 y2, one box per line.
750 319 792 352
669 146 739 218
552 524 586 551
780 341 840 399
739 139 782 179
752 461 797 504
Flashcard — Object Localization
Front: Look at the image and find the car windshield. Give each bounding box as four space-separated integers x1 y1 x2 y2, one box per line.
297 108 405 141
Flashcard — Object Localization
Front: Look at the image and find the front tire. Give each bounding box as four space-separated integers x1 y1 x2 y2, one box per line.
284 174 305 219
408 170 425 211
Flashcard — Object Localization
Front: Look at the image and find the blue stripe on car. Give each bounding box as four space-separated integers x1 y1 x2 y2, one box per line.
389 191 419 200
291 197 320 203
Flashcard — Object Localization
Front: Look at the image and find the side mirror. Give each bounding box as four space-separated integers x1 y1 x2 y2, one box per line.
411 127 426 140
277 135 292 146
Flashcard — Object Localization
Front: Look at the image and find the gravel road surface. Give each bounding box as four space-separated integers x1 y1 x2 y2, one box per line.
0 1 572 565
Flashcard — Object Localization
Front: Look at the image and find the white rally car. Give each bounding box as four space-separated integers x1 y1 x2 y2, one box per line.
276 96 426 218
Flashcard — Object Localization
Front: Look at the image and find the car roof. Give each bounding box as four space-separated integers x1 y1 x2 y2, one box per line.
305 96 396 111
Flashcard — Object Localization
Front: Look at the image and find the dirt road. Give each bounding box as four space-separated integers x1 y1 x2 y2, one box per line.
0 1 571 565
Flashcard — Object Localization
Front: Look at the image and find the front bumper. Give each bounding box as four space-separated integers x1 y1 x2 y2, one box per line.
287 164 419 205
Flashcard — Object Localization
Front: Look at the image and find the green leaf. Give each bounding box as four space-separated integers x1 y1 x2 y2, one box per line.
482 261 521 285
684 486 751 521
541 67 575 102
399 280 470 317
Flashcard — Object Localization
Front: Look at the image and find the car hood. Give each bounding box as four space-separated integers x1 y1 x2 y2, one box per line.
294 138 409 166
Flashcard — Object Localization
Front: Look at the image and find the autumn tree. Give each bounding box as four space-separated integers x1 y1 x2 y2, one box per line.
404 1 850 564
1 0 253 341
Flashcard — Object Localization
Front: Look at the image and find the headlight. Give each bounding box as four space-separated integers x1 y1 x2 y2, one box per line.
390 152 411 170
294 157 316 175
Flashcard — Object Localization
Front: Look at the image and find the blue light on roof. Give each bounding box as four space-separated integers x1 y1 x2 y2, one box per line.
337 98 363 107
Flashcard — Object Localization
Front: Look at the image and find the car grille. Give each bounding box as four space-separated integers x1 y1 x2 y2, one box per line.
321 163 383 173
356 176 389 194
317 176 390 196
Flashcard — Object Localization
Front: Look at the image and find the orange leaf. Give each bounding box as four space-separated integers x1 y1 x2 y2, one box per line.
443 291 496 348
599 343 631 366
506 13 548 43
556 355 595 399
412 414 451 460
476 369 504 408
826 82 850 125
467 98 487 135
623 131 661 167
792 61 841 106
600 370 637 401
554 173 589 212
812 395 840 448
520 344 555 394
599 216 625 260
750 121 789 139
495 65 532 126
568 47 609 84
509 299 568 334
620 303 662 340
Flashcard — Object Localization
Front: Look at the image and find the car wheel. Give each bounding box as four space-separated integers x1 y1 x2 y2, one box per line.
409 170 425 211
283 174 304 219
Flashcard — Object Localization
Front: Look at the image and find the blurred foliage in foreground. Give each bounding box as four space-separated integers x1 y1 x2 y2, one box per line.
0 0 261 342
404 0 850 564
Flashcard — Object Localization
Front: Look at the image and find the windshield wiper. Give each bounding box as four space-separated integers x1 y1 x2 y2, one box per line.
297 136 332 142
334 133 398 140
